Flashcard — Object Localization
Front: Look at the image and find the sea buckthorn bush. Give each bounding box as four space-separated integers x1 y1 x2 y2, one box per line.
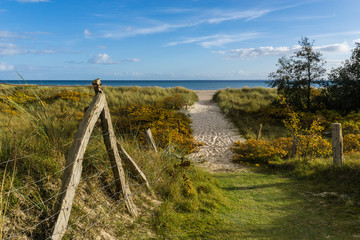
114 104 200 153
232 138 291 163
232 135 332 164
0 89 93 113
344 134 360 153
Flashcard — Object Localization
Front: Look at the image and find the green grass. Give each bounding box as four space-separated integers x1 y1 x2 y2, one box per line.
155 165 360 239
213 87 284 139
0 84 198 238
212 170 360 239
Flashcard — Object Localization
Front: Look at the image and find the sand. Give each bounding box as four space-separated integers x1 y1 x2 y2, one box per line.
187 90 246 173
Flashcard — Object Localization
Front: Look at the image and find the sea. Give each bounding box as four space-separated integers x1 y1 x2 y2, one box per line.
0 80 269 90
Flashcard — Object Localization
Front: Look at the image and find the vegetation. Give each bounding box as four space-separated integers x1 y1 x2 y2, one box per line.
326 42 360 112
268 37 326 111
214 86 360 231
0 84 222 239
213 87 281 139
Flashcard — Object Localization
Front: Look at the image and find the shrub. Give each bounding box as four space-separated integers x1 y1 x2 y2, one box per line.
232 138 291 163
344 134 360 153
232 135 332 164
157 94 187 110
114 104 200 154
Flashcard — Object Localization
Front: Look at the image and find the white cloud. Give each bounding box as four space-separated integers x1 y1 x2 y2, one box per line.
88 54 141 64
84 29 91 38
103 24 191 38
0 62 14 71
0 30 51 40
88 53 114 64
100 8 272 39
0 42 23 55
314 43 350 53
124 58 142 62
158 8 196 14
218 42 350 58
206 9 271 23
166 33 260 48
310 31 360 39
16 0 49 2
0 31 20 39
354 38 360 43
0 42 57 56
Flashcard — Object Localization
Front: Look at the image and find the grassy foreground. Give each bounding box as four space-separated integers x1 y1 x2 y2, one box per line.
156 164 360 239
1 84 221 239
213 170 360 239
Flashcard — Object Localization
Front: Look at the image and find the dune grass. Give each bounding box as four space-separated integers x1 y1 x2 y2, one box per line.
213 87 284 139
0 83 207 238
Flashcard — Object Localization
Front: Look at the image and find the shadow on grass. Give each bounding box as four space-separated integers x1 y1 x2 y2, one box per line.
221 182 288 191
213 172 360 240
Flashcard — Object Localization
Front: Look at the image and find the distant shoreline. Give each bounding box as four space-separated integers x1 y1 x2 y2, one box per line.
0 80 269 90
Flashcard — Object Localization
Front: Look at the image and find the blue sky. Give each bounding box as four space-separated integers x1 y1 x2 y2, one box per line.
0 0 359 80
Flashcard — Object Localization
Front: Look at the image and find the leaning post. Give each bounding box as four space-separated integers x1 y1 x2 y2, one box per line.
93 78 138 216
332 123 344 165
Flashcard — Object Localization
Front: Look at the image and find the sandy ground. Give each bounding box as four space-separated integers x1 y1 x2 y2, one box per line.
187 90 246 173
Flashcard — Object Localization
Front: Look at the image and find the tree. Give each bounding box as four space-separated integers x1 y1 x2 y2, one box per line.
327 43 360 112
268 37 326 111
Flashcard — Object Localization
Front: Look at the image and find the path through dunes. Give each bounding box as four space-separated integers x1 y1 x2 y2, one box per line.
188 90 246 172
182 91 360 239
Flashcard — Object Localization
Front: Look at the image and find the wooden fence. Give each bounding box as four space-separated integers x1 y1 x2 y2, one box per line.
50 79 152 239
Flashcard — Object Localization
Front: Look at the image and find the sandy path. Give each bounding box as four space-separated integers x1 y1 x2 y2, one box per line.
187 90 246 172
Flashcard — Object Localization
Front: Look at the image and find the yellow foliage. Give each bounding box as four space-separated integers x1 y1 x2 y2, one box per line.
344 134 360 153
232 135 331 163
114 104 200 154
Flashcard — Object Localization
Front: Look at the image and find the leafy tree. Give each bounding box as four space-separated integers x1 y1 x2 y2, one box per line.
268 37 326 111
327 43 360 112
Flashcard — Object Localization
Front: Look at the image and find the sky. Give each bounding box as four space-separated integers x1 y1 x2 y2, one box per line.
0 0 359 80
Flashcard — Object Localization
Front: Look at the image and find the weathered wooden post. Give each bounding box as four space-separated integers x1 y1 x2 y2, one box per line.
144 128 158 153
51 79 138 240
117 142 153 195
256 123 262 140
93 79 138 216
51 89 107 240
332 123 344 165
291 136 298 158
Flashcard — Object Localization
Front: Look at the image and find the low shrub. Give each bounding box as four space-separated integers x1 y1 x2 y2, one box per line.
344 134 360 153
157 94 186 110
232 135 332 164
114 104 200 154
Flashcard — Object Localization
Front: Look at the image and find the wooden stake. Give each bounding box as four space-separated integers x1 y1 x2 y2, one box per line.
291 136 298 158
144 129 158 153
332 123 344 165
117 142 153 195
51 93 106 240
93 79 138 216
256 123 263 140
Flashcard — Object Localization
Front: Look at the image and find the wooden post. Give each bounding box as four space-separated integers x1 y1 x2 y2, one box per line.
178 119 181 133
332 123 344 165
93 79 138 216
144 128 158 153
51 79 139 240
256 123 262 140
291 136 298 158
51 93 106 240
117 142 153 195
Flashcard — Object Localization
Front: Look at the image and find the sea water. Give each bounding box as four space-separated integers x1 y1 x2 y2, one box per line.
0 80 269 90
